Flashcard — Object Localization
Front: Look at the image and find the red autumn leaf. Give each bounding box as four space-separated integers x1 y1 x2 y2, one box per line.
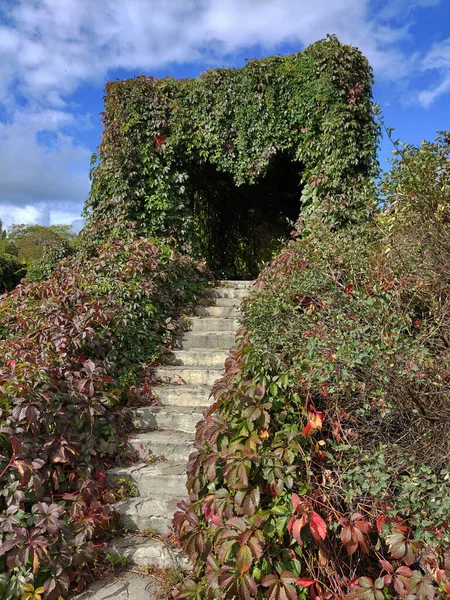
376 515 387 533
288 513 307 545
396 566 413 577
291 493 302 511
436 569 446 583
380 559 394 573
340 523 358 556
236 545 253 575
332 420 341 441
302 411 325 436
302 422 313 436
309 511 327 542
95 471 107 488
297 578 315 587
340 515 370 555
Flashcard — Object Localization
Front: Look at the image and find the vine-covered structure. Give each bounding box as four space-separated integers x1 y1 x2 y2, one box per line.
87 35 379 277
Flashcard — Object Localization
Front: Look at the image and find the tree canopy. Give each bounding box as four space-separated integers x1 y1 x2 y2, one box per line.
7 224 76 264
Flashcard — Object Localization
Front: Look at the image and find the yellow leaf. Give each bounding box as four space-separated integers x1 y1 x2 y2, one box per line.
318 548 328 566
33 549 40 574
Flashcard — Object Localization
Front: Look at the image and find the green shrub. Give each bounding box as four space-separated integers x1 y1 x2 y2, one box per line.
6 224 76 265
173 134 450 599
0 253 26 293
25 237 76 283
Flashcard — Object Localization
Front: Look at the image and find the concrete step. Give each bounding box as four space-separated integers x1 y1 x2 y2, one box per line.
116 494 185 534
107 536 187 569
74 572 160 600
204 288 249 299
128 430 195 461
109 461 187 497
155 365 223 386
153 384 211 407
131 404 203 433
171 349 227 367
195 305 241 318
207 297 245 308
188 316 239 332
180 330 236 349
217 280 254 288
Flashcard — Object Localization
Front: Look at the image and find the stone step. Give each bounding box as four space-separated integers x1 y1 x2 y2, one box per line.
194 305 241 318
217 280 254 288
204 287 249 299
171 349 227 367
116 494 185 534
153 385 212 407
180 330 236 349
107 536 186 569
109 461 187 497
131 404 203 433
74 572 160 600
188 316 239 332
128 430 195 461
155 365 223 386
208 297 245 308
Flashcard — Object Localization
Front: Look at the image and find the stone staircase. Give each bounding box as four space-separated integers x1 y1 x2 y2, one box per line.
105 280 252 571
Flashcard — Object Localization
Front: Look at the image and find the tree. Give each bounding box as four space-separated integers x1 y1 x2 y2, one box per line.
7 224 76 264
0 220 25 292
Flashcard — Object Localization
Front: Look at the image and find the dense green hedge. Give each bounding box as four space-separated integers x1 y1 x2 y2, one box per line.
86 35 379 276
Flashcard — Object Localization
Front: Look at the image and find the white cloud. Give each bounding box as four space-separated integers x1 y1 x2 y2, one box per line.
423 37 450 71
417 37 450 106
375 0 441 21
1 205 44 228
418 75 450 107
0 0 447 226
2 0 426 106
0 117 90 228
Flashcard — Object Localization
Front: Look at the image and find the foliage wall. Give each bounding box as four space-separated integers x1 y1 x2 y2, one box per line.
173 134 450 600
86 35 379 276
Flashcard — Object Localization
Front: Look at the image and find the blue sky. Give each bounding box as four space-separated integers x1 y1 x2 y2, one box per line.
0 0 449 231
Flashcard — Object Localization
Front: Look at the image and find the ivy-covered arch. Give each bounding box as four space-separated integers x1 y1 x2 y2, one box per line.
86 35 379 277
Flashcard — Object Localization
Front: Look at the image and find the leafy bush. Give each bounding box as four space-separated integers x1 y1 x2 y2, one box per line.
173 134 450 600
25 237 76 284
3 224 79 285
6 225 76 265
0 233 206 598
0 254 26 294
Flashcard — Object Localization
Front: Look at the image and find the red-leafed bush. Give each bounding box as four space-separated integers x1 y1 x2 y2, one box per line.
173 134 450 599
0 233 206 598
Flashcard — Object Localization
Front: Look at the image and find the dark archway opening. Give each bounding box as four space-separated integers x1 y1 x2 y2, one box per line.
188 151 303 279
